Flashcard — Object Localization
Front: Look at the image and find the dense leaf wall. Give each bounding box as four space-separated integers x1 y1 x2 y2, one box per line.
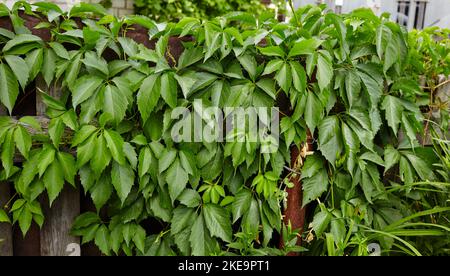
0 1 448 256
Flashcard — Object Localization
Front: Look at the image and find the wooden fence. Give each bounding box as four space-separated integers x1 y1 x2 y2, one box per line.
0 78 101 256
0 9 449 256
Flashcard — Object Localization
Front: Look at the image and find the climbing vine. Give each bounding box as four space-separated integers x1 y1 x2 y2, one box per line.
0 1 448 256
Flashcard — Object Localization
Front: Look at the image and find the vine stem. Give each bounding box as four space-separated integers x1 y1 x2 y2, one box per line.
283 165 301 175
4 193 18 209
421 79 450 90
288 0 300 26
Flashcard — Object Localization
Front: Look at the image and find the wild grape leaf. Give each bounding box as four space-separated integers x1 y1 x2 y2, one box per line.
111 161 135 203
381 95 403 136
318 116 343 166
203 204 232 242
166 159 189 202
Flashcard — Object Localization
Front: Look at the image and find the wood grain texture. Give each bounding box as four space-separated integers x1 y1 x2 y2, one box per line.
36 78 81 256
0 106 13 256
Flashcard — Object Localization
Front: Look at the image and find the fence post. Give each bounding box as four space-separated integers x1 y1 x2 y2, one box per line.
36 78 81 256
0 107 13 256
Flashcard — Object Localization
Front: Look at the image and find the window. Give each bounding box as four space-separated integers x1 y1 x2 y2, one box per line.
414 0 428 29
397 0 410 27
396 0 428 29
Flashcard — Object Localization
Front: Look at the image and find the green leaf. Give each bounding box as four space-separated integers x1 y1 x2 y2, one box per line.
19 116 42 132
262 59 283 76
3 34 42 55
0 63 19 114
203 204 232 242
41 48 56 86
71 75 103 108
383 35 399 72
90 173 113 211
376 24 391 59
133 225 146 254
177 47 204 69
275 63 292 93
25 48 43 80
258 46 285 57
137 74 161 123
331 218 346 246
381 95 403 136
174 71 198 98
108 60 131 77
38 145 55 177
95 225 110 255
90 135 111 176
242 198 259 238
111 161 135 203
70 2 107 17
317 52 333 91
360 151 384 166
117 37 138 57
65 53 82 90
72 125 97 147
179 150 196 176
49 41 69 59
160 72 178 108
303 167 328 207
1 129 14 177
103 84 127 124
43 161 64 206
384 145 400 173
178 189 201 208
156 33 169 58
311 210 332 237
358 71 382 107
166 159 189 202
57 152 76 187
237 54 257 81
288 38 322 57
4 55 29 89
402 152 436 181
17 205 32 236
231 189 252 223
109 224 123 254
189 213 208 256
345 70 361 108
103 129 126 165
290 61 307 93
401 113 418 145
158 149 177 173
123 142 137 170
72 212 100 230
318 116 343 166
0 209 10 223
138 147 152 178
304 92 322 133
48 117 64 148
172 207 195 235
14 125 31 159
256 79 276 100
83 51 109 76
301 154 324 179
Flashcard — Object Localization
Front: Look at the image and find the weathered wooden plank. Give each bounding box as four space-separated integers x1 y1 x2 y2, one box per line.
0 183 13 256
40 188 80 256
0 106 13 256
36 78 81 256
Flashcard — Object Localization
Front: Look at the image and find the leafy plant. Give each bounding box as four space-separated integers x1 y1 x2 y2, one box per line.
0 2 448 256
133 0 268 21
